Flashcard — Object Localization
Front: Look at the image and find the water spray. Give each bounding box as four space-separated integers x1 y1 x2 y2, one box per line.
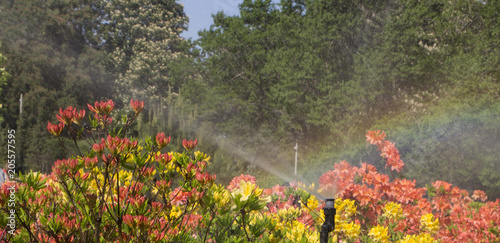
320 198 336 243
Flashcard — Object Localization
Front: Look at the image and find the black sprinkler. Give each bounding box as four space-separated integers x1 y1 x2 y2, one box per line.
320 198 336 243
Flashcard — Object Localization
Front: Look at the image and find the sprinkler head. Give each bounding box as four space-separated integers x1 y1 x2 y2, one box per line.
320 198 336 243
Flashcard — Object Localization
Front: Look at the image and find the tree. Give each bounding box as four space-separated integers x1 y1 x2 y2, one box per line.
101 0 191 100
0 44 10 123
195 0 372 147
0 0 114 172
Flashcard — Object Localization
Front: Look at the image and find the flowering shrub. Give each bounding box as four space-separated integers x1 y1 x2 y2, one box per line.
319 130 500 242
0 101 499 242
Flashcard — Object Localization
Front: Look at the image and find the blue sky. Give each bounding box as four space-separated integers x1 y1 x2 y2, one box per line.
179 0 243 40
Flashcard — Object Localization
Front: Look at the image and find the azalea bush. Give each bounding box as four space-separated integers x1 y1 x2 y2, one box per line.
0 100 499 242
319 130 500 242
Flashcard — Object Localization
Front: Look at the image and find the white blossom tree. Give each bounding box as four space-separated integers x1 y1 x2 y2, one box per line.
103 0 189 99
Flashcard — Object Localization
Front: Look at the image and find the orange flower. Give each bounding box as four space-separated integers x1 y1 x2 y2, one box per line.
182 139 197 151
380 141 404 172
47 121 64 136
366 130 386 145
472 190 487 202
130 99 144 114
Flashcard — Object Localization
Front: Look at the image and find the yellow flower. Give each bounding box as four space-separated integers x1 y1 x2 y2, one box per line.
194 151 211 163
278 207 301 221
89 172 104 191
254 187 263 197
258 195 271 206
126 153 134 164
169 206 182 219
305 195 319 211
335 198 357 218
343 222 360 240
397 233 435 243
334 214 345 234
421 214 439 234
369 225 389 243
285 221 305 240
249 211 264 225
214 188 231 207
283 221 319 243
232 180 255 201
383 202 404 220
118 170 133 186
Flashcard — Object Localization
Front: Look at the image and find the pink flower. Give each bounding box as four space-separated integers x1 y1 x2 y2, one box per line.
130 99 144 114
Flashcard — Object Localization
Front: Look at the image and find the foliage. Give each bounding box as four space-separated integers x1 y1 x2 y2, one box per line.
101 0 191 99
0 0 115 172
0 44 9 123
1 101 499 242
189 0 500 196
0 1 499 237
195 0 371 145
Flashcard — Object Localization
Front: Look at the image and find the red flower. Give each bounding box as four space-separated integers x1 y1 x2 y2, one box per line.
122 138 138 151
156 132 171 149
72 109 85 125
87 100 115 115
123 215 136 228
52 158 79 177
105 135 126 155
84 157 98 168
57 106 76 125
141 167 156 177
127 195 147 210
47 121 64 136
155 180 172 192
182 139 197 151
123 215 148 230
130 99 144 114
155 153 173 165
92 139 105 154
195 172 216 184
95 114 113 126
